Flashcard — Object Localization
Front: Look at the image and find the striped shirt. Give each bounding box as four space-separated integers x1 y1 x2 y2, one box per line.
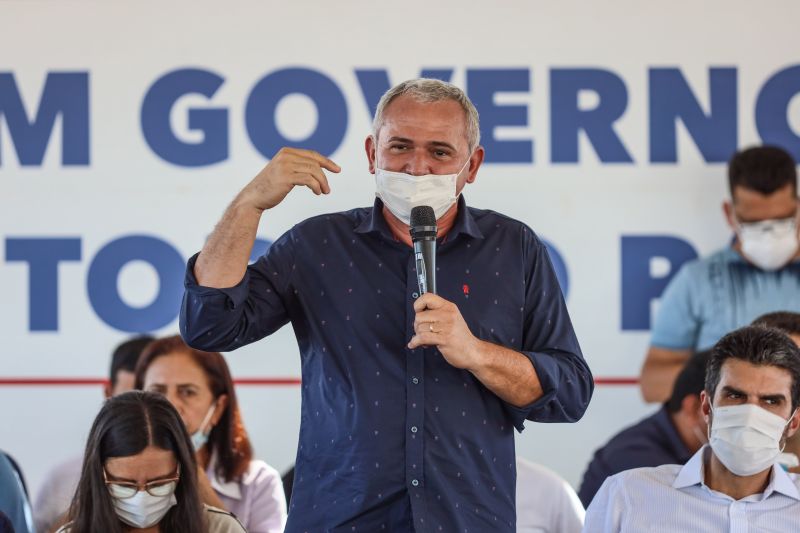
583 446 800 532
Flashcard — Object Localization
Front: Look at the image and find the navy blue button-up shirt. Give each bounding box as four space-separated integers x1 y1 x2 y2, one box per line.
577 405 692 508
181 196 593 532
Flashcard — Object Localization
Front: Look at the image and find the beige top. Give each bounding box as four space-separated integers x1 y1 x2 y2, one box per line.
56 504 246 533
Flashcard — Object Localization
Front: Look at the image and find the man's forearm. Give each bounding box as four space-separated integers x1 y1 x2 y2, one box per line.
639 347 691 403
468 340 543 407
195 193 264 288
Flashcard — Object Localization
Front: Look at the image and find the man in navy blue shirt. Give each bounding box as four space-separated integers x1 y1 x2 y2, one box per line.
181 79 593 532
578 351 709 507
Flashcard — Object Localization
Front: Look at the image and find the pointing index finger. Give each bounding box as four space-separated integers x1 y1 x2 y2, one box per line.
297 148 341 173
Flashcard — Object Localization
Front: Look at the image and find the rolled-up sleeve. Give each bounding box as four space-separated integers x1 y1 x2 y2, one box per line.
180 231 296 352
506 228 593 430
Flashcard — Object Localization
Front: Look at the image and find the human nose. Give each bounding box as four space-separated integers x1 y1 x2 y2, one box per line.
403 150 431 176
164 390 185 415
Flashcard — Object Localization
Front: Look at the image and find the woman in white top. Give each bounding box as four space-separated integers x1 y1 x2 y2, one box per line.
135 335 287 533
57 391 245 533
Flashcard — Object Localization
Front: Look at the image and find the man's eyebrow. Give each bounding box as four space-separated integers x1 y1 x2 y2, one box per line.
386 136 414 144
721 385 747 396
760 393 787 403
428 141 457 151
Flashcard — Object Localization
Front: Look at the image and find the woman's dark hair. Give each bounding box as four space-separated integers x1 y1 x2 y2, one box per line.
67 391 206 533
134 335 253 482
705 325 800 411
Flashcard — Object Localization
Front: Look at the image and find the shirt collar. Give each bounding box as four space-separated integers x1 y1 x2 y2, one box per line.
354 196 484 242
206 451 242 500
673 446 800 501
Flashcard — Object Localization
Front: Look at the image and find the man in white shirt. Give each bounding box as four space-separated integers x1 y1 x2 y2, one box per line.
584 325 800 532
516 458 584 532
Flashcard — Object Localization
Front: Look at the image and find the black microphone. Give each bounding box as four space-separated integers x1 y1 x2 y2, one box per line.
410 206 437 295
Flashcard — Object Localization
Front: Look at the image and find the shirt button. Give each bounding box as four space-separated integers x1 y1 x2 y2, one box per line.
411 426 418 433
412 292 419 299
411 479 419 487
412 377 419 385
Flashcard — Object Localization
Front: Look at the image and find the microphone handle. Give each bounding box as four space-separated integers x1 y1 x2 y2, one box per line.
413 238 437 295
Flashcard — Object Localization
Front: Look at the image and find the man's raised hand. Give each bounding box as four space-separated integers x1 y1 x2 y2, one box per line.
240 147 341 211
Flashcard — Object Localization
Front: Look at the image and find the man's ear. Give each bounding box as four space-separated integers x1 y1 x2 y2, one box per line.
700 390 712 424
681 394 703 421
465 146 485 185
722 200 736 230
365 135 377 174
103 382 113 400
787 406 800 438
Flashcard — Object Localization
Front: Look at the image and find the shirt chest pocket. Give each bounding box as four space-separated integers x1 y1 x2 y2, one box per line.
458 292 525 352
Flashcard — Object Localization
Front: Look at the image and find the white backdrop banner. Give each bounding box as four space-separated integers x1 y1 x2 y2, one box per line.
2 0 800 497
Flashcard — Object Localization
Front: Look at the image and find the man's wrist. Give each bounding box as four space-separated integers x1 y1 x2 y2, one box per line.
464 337 488 373
232 191 266 217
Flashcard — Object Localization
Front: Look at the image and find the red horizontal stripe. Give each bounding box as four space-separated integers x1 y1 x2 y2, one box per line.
0 376 638 386
593 377 639 386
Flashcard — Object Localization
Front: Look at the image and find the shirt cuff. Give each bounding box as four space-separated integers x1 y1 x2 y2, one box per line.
184 252 250 310
503 350 560 432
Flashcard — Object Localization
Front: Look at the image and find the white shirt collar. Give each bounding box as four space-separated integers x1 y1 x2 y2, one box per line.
673 445 800 501
206 451 242 500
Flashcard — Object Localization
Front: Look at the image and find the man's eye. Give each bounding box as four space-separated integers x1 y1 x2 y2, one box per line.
390 144 408 151
180 388 196 397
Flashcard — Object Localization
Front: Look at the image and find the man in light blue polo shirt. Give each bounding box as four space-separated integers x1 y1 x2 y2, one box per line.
640 145 800 402
585 326 800 532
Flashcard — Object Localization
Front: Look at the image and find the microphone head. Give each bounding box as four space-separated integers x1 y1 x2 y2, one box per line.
410 205 437 241
410 205 436 228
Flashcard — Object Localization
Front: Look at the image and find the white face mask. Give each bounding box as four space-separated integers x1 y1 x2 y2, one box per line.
708 403 796 477
375 157 471 226
190 402 217 451
737 215 799 271
110 482 177 528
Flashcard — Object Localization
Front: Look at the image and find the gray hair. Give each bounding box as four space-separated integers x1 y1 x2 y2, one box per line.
372 78 481 152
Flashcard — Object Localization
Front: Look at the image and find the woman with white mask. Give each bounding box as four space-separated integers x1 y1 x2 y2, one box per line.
57 391 245 533
135 335 286 533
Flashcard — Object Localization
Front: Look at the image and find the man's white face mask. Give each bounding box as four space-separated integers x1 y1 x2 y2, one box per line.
736 214 799 271
375 157 471 226
708 403 797 477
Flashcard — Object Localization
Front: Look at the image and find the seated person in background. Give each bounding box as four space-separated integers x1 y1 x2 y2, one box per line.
0 451 33 533
34 335 153 533
641 145 800 402
58 391 245 532
584 326 800 532
135 335 286 533
752 311 800 469
516 457 584 533
578 351 709 507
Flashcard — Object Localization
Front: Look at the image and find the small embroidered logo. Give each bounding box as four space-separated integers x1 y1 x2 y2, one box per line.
462 284 470 296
